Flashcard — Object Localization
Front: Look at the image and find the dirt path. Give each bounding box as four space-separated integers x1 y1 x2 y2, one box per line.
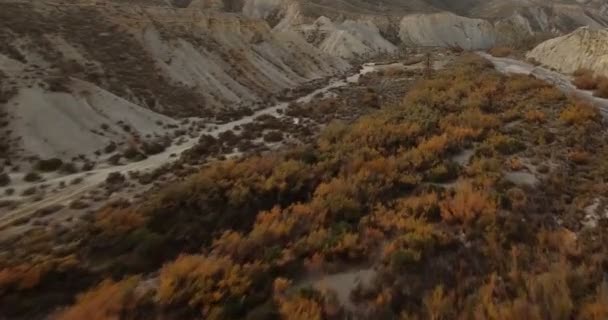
479 52 608 116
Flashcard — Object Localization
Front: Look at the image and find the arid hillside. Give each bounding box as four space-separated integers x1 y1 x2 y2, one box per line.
241 0 608 50
3 53 608 320
0 1 348 163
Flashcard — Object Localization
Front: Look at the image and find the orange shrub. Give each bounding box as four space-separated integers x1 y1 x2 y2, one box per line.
524 110 546 124
157 254 260 315
440 182 497 224
95 207 145 235
55 277 141 320
0 264 45 291
579 283 608 320
559 102 600 126
417 134 450 156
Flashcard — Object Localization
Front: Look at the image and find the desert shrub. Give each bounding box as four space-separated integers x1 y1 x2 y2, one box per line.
488 46 513 58
485 134 526 155
440 182 497 225
157 255 261 316
578 283 608 320
104 142 117 154
559 102 600 126
23 171 42 182
572 69 598 90
54 277 141 320
567 149 591 165
594 76 608 99
263 131 283 143
524 110 546 124
95 207 145 235
141 140 166 155
35 158 63 172
505 187 527 210
122 146 145 161
527 267 574 320
59 162 78 174
105 172 125 185
0 172 10 186
426 162 459 183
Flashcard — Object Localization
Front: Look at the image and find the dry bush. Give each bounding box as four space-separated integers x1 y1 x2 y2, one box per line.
572 69 598 90
157 254 260 315
95 207 146 235
0 264 46 292
423 285 455 320
485 133 526 155
536 87 565 103
579 283 608 320
0 172 10 187
524 110 546 124
506 157 525 171
55 277 141 320
276 295 323 320
594 76 608 99
488 46 513 58
417 134 450 156
559 102 600 126
506 187 527 211
440 182 497 224
567 149 591 165
526 267 574 320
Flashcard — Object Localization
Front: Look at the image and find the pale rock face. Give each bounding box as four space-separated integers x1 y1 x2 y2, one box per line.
399 12 497 49
527 27 608 75
8 79 176 160
299 17 397 59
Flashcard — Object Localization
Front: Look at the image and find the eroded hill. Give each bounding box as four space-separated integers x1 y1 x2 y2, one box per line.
0 1 348 163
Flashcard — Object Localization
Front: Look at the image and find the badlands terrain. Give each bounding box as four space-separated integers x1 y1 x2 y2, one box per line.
2 0 608 319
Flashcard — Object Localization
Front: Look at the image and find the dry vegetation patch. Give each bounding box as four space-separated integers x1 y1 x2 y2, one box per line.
572 68 608 99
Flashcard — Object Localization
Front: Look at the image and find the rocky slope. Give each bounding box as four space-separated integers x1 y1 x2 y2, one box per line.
299 17 397 59
240 0 608 53
0 1 348 162
527 26 608 75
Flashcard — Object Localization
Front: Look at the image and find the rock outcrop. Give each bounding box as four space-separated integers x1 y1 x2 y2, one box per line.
527 27 608 75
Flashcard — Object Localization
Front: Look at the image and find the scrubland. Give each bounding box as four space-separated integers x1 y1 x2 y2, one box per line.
2 54 608 319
